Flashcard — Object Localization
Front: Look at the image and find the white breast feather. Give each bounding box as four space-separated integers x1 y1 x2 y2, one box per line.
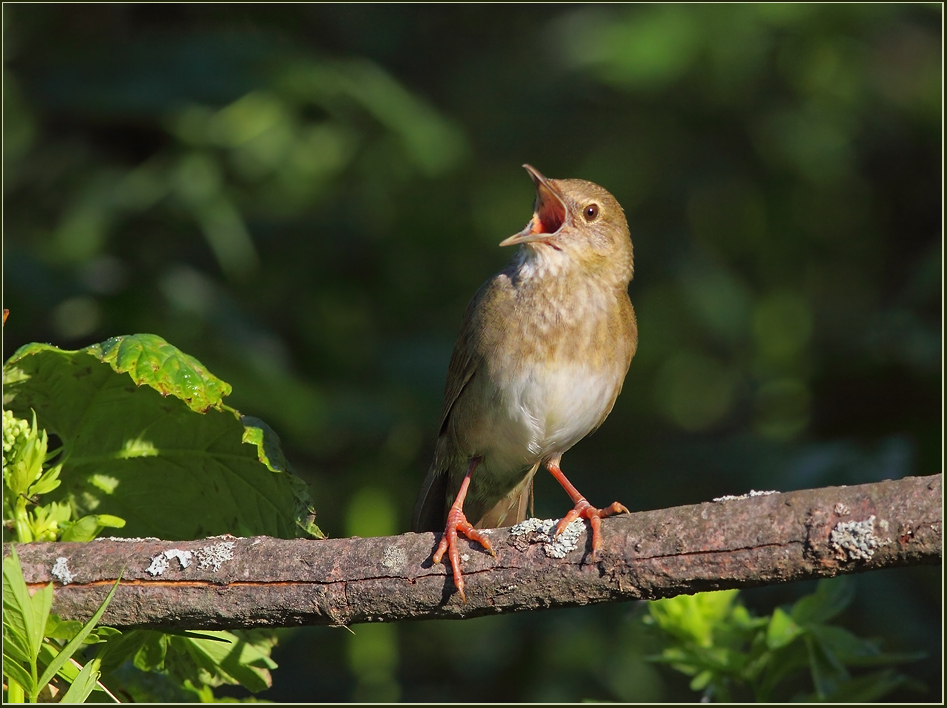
471 361 618 474
468 244 622 474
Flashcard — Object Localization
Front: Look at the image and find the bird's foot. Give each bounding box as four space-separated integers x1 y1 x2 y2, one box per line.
554 498 629 558
432 506 496 603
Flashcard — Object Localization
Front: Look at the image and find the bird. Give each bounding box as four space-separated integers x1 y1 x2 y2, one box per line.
412 164 638 602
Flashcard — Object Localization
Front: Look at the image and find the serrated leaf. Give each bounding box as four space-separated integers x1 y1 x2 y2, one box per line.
4 336 321 540
86 333 232 413
242 415 323 538
6 415 48 496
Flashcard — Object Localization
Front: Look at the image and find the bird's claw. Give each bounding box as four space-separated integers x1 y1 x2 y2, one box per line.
433 507 495 603
555 498 629 557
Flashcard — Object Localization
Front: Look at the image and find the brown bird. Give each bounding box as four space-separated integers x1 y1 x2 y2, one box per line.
412 164 638 601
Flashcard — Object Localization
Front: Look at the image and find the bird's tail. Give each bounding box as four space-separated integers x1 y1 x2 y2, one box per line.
412 462 450 533
473 461 539 529
412 460 541 532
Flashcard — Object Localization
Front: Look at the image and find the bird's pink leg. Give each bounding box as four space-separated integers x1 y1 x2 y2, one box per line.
546 455 628 557
432 457 495 602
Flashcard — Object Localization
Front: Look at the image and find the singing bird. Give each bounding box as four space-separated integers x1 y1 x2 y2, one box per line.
413 165 638 601
412 164 638 601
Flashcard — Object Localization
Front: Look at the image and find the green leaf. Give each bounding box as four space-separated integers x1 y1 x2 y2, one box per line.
88 626 123 644
242 416 323 538
766 607 803 650
36 573 122 690
93 628 164 674
808 624 878 661
167 629 233 643
29 584 56 638
133 631 170 672
3 335 321 540
27 462 62 497
1 646 34 693
102 661 193 703
5 413 48 497
86 333 232 413
59 657 103 704
806 624 926 667
757 634 812 700
2 633 32 665
689 668 714 691
61 514 127 542
2 595 33 668
819 669 926 702
791 577 853 626
168 630 277 694
45 616 84 641
648 590 741 647
37 641 81 681
29 500 73 542
805 633 850 700
2 545 50 661
730 603 768 632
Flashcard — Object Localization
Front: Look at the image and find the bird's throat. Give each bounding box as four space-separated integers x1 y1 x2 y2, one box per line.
512 241 572 282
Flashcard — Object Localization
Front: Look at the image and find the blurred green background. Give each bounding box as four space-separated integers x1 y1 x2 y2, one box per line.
3 4 941 702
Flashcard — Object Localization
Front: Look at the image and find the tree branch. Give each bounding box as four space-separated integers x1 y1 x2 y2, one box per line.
5 474 941 629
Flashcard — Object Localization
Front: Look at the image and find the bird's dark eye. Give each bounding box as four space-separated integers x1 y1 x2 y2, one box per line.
584 204 600 222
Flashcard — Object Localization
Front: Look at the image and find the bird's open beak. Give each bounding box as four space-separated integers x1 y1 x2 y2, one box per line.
500 164 568 247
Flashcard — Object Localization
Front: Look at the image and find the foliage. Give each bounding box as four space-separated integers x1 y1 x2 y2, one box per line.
3 408 125 543
645 579 926 702
94 629 278 703
2 334 318 701
3 543 275 703
3 334 321 540
3 545 121 703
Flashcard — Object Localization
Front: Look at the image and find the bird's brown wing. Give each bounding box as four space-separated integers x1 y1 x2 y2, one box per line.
411 325 481 532
412 275 518 532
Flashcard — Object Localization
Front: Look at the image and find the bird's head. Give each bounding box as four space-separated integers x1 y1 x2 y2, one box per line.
500 164 634 286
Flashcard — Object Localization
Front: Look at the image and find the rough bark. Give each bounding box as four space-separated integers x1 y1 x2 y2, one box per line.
4 474 941 630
